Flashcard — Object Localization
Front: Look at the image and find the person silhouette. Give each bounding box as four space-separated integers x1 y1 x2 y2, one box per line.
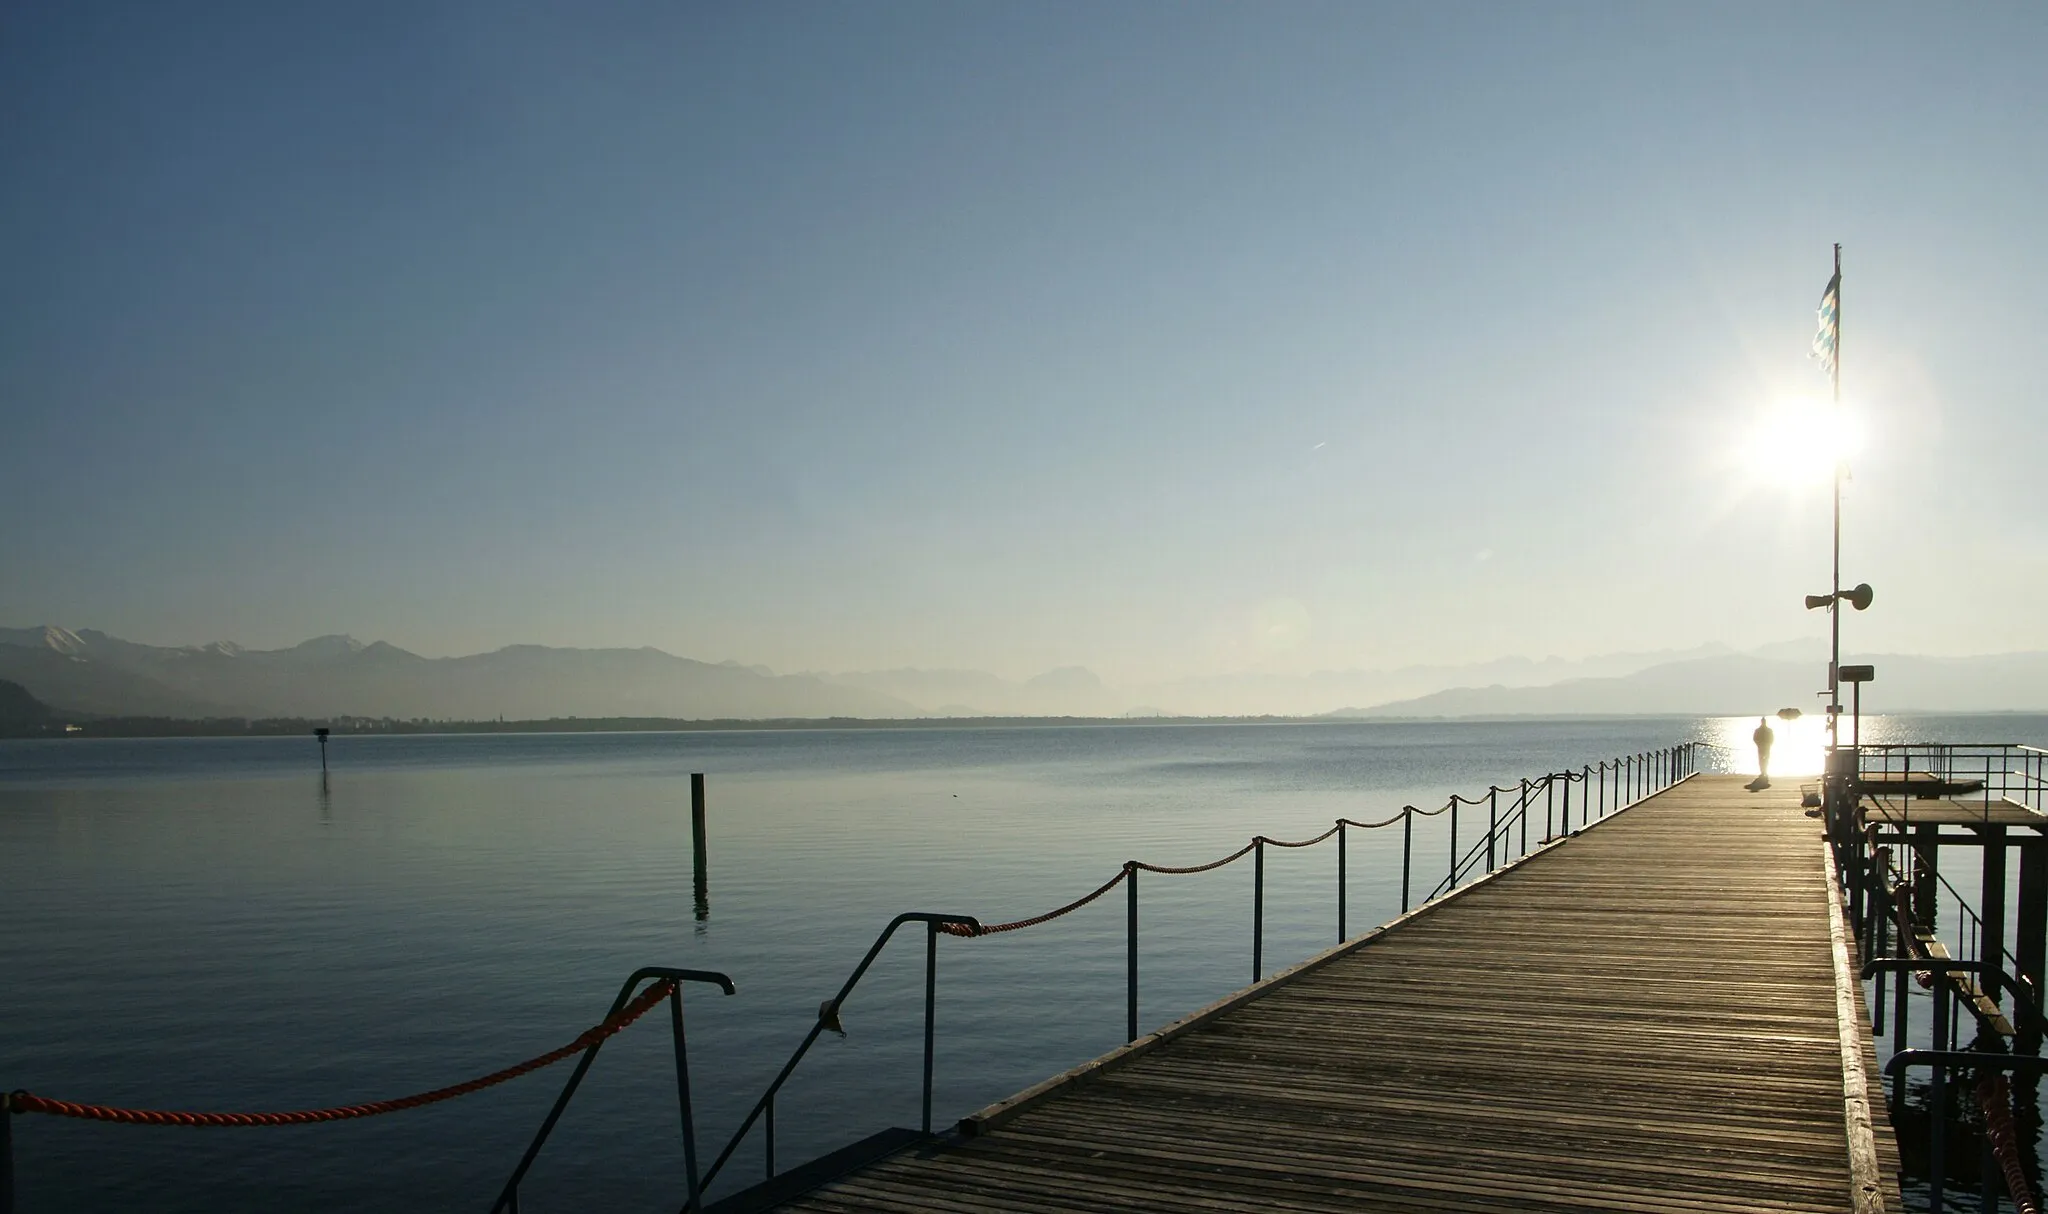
1752 716 1775 787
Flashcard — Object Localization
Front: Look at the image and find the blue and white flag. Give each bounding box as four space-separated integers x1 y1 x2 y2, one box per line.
1811 271 1840 378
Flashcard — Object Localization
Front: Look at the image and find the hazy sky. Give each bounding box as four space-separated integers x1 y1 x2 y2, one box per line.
3 4 2043 683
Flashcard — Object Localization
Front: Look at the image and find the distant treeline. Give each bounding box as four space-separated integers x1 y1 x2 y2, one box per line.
5 711 1315 740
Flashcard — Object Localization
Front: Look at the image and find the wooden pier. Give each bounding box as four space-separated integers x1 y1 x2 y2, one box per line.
745 775 1899 1213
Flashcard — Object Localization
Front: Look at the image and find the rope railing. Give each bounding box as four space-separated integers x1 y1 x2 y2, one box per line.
940 869 1127 936
947 743 1699 943
703 740 1701 1203
4 977 680 1127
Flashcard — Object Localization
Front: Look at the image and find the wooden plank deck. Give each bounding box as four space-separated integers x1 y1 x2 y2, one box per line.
1860 797 2048 828
763 775 1898 1213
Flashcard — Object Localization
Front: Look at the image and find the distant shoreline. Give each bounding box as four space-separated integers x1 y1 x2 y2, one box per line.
7 708 2043 741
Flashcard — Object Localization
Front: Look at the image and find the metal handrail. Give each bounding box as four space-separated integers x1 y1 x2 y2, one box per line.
491 966 736 1214
697 911 978 1194
1861 958 2048 1038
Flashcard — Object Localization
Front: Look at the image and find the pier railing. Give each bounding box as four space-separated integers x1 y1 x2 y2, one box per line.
697 740 1700 1205
2 741 1701 1213
1854 742 2048 814
1832 739 2048 1213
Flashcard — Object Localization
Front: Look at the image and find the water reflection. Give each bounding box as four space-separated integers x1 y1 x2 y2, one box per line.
1711 713 1831 776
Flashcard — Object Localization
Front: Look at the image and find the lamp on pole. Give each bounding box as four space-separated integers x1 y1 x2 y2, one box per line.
1805 584 1873 838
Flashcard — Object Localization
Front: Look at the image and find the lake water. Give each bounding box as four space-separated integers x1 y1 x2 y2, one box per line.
3 715 2042 1212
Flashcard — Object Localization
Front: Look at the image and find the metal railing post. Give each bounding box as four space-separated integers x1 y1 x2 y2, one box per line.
1545 777 1555 841
922 921 938 1134
1519 779 1529 855
1337 822 1347 941
1449 800 1460 890
1126 862 1139 1042
671 987 703 1212
1929 988 1952 1212
1252 838 1266 982
1561 773 1571 834
1401 807 1413 913
1582 765 1591 827
1487 788 1498 872
1892 962 1909 1105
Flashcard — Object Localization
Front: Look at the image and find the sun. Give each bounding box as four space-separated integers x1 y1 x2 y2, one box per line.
1736 397 1860 490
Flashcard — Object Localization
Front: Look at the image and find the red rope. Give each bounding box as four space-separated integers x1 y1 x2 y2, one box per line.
1978 1074 2040 1214
5 978 676 1127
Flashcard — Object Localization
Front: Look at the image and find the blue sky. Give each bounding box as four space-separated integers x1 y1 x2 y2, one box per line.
3 3 2043 682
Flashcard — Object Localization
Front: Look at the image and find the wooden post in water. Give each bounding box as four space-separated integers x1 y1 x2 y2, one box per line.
691 773 709 922
314 727 330 772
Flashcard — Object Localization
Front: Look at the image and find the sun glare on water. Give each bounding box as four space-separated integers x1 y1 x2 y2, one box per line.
1737 397 1861 490
1712 712 1832 777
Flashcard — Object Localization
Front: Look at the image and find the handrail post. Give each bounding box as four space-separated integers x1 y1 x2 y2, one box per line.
492 976 650 1213
1252 838 1265 983
1582 765 1591 827
3 1094 13 1214
1929 987 1951 1212
1336 822 1347 941
1545 777 1555 841
1519 779 1528 856
491 968 732 1214
1487 788 1497 872
1401 808 1413 913
672 987 703 1212
922 921 938 1134
1126 862 1139 1042
1561 773 1571 834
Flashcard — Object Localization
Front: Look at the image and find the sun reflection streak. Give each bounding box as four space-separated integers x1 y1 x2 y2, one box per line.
1711 713 1831 777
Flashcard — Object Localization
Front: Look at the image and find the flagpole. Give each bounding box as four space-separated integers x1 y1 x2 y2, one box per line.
1829 243 1842 751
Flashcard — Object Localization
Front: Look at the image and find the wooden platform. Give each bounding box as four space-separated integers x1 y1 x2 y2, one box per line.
752 776 1898 1213
1859 797 2048 829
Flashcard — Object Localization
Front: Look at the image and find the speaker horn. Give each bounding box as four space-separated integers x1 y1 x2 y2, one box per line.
1846 583 1873 611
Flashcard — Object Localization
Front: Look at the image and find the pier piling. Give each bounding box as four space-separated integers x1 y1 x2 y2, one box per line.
691 773 709 922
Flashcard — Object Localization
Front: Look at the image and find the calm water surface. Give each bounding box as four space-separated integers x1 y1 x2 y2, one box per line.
2 716 2040 1211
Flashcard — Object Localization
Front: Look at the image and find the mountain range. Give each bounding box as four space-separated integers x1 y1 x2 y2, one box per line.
1335 650 2048 718
0 626 917 721
2 624 2043 723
